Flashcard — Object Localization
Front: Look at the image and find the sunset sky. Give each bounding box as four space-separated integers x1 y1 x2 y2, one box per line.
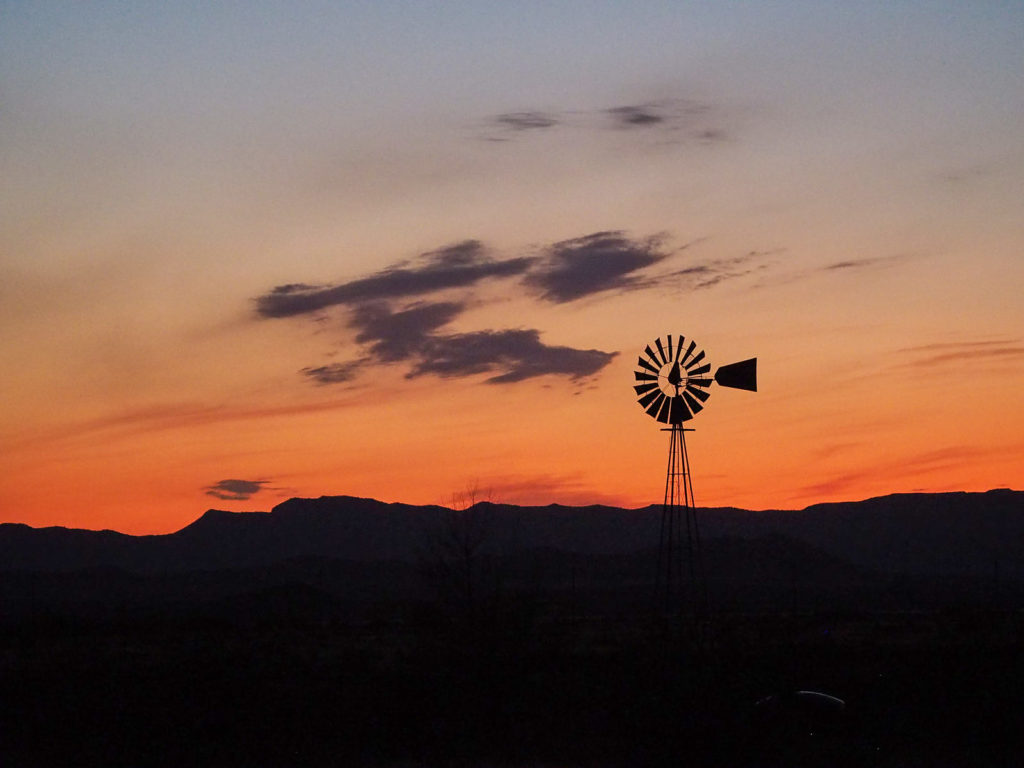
3 2 1022 534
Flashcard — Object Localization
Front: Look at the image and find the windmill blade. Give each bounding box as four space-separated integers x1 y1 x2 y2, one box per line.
654 337 668 364
686 349 706 369
686 383 710 402
674 335 686 362
637 356 659 375
655 395 673 423
638 388 662 409
687 378 713 388
714 357 757 392
644 394 665 418
634 370 658 382
682 390 704 415
634 382 659 396
688 363 712 377
668 394 691 423
666 334 674 360
644 345 661 368
681 339 696 364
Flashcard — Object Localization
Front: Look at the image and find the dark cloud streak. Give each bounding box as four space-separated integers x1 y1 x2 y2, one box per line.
344 300 616 384
607 105 664 127
897 339 1024 369
527 231 668 303
255 241 532 318
494 111 559 130
300 361 364 385
664 249 774 290
255 230 735 389
350 301 463 361
482 98 728 143
413 329 616 384
824 255 906 271
204 478 269 501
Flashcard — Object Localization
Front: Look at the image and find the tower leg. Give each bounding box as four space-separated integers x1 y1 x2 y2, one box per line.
656 424 707 619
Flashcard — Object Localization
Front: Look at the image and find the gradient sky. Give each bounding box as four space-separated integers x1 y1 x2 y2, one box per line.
3 2 1022 534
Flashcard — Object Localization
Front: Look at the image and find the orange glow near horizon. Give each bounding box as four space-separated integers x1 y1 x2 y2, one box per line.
4 336 1021 535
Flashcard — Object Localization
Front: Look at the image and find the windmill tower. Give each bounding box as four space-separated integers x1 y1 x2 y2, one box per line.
633 334 757 617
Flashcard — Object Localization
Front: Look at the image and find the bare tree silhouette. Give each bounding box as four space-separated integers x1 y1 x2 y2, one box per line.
420 483 496 625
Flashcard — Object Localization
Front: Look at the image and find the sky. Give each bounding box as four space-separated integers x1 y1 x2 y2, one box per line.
2 1 1022 534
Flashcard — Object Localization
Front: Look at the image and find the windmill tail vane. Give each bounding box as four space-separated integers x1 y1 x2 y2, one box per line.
713 357 757 392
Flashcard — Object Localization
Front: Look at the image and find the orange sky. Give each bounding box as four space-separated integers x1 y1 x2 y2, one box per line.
2 4 1022 534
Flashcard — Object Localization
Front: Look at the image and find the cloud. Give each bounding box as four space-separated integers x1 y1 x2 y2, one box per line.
345 301 616 384
204 478 269 501
300 361 364 385
8 397 378 454
896 339 1024 369
350 301 463 361
751 251 918 292
665 249 776 290
527 231 669 303
494 111 559 131
794 445 1003 501
604 99 727 141
412 328 616 384
823 254 908 271
255 231 747 388
694 128 727 143
481 98 728 143
254 241 532 318
607 105 664 127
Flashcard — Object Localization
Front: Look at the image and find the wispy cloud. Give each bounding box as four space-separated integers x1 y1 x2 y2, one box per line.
604 99 714 131
481 98 728 143
896 339 1024 369
664 249 775 290
204 478 270 501
822 254 909 271
9 397 373 452
794 445 1005 501
493 111 559 131
752 251 913 291
607 104 665 127
300 361 364 385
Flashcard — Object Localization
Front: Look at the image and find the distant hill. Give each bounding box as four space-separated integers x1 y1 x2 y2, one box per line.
1 490 1021 617
2 489 1020 575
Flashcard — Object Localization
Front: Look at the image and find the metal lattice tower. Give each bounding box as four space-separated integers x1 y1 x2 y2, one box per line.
657 423 706 618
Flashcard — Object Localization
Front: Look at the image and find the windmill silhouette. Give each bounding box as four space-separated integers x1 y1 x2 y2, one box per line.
634 334 756 617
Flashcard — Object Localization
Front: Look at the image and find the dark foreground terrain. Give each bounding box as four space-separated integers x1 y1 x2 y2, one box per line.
4 603 1023 767
4 491 1023 765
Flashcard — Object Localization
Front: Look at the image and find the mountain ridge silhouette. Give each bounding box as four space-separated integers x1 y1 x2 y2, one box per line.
2 488 1019 577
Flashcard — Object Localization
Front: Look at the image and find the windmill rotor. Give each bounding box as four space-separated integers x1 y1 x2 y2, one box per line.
633 334 757 424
